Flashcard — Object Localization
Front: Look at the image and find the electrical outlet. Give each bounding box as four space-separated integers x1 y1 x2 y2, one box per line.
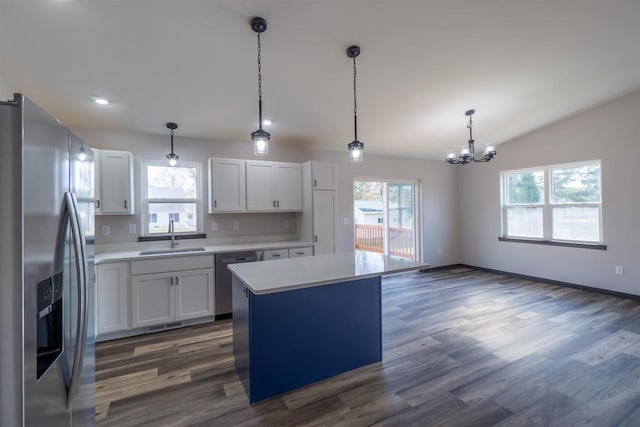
283 220 289 228
616 266 624 275
233 221 240 231
101 225 110 236
343 217 350 225
128 224 136 235
211 222 218 231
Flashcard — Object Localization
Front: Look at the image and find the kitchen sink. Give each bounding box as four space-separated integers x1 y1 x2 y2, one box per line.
139 247 206 256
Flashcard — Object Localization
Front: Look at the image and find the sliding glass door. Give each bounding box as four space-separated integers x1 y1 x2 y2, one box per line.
354 180 419 260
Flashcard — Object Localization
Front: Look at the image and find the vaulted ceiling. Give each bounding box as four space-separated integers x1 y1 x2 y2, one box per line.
1 0 639 159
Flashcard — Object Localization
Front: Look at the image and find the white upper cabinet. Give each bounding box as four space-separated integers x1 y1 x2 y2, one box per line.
208 158 246 213
311 162 337 190
246 161 276 211
246 161 302 212
95 149 134 215
275 163 303 211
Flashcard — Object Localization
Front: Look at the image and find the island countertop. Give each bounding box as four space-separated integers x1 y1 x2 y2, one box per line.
228 251 430 295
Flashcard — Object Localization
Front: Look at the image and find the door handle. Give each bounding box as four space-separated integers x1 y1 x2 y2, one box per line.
54 192 88 409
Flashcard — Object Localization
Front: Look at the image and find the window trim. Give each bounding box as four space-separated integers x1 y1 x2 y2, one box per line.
142 160 203 236
500 160 602 245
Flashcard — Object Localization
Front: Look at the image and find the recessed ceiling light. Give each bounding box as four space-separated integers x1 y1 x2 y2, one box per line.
262 119 272 127
92 96 110 105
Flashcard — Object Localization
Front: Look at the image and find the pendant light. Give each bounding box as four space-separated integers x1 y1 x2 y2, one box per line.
166 122 179 166
347 45 364 163
250 17 270 156
445 109 496 164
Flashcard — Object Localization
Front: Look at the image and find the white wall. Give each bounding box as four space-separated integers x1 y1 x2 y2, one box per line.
0 73 14 100
74 127 459 267
458 89 640 295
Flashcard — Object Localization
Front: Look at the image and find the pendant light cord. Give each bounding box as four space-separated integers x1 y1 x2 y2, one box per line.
257 32 263 131
353 56 358 141
170 128 174 155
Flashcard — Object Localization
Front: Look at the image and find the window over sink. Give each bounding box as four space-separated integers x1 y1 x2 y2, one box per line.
144 163 201 235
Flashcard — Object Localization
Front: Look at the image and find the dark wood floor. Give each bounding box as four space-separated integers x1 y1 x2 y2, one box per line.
96 267 640 426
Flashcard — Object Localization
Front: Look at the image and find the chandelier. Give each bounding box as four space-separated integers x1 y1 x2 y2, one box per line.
446 109 496 164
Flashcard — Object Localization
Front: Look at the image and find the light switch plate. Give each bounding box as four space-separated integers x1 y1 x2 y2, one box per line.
101 225 110 236
233 221 240 231
283 220 289 228
128 224 136 234
211 222 218 231
343 217 350 225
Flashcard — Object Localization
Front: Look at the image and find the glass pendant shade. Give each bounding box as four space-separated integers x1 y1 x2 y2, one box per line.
166 153 179 166
252 129 270 156
348 140 364 163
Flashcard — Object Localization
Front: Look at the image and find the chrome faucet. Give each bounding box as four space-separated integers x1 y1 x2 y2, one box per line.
168 219 179 248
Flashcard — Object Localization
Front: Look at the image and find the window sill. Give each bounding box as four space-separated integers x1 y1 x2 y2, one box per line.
498 236 606 250
138 233 206 242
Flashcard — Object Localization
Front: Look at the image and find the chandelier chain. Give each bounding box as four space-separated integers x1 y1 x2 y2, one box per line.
257 33 262 101
353 57 357 117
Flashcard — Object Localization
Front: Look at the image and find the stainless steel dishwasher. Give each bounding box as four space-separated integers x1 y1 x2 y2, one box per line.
215 250 261 319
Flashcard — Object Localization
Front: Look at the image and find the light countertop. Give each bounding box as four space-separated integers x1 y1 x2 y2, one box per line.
228 251 430 295
94 240 313 264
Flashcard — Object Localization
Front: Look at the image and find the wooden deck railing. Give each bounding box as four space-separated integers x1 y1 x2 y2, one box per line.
355 224 414 259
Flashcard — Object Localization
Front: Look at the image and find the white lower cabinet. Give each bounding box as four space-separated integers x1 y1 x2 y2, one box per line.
263 248 289 260
175 269 215 321
132 268 214 328
288 246 313 258
131 272 175 328
96 262 129 335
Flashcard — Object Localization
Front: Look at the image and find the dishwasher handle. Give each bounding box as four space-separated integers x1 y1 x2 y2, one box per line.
221 255 259 264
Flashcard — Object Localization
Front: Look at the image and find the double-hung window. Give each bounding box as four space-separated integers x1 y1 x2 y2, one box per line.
144 162 201 235
501 161 602 244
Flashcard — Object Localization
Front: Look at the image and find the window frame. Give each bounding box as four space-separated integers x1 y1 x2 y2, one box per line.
500 160 603 244
142 160 203 236
501 166 545 239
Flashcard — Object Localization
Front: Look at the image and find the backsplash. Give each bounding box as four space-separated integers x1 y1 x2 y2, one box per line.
94 212 298 244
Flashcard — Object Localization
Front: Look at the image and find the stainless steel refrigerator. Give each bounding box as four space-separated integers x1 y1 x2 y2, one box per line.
0 94 95 426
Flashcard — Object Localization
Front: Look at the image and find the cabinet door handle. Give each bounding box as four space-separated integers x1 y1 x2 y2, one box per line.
170 277 173 286
175 276 180 286
214 200 217 208
314 179 317 187
273 253 280 257
314 235 318 243
124 200 127 209
276 200 280 208
296 252 304 255
273 200 276 208
95 200 100 209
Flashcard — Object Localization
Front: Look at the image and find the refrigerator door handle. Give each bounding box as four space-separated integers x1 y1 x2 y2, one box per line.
54 192 89 409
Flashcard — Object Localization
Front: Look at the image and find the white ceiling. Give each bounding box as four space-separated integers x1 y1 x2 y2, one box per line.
1 0 640 159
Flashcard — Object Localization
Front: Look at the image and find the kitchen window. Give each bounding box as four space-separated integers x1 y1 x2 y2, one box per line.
144 162 201 235
501 160 602 244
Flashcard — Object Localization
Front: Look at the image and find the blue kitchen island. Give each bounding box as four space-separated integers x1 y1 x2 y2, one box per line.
228 251 429 404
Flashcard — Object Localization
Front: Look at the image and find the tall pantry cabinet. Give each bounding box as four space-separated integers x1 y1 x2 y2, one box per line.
301 161 338 255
